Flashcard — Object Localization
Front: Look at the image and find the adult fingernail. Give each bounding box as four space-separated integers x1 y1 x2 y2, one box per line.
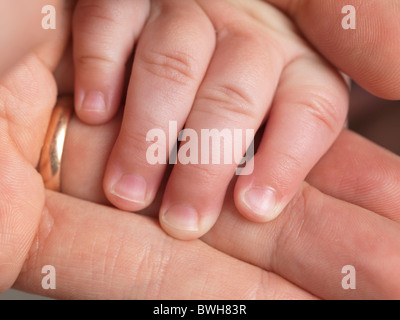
80 90 107 113
110 173 147 204
243 186 277 220
161 204 199 232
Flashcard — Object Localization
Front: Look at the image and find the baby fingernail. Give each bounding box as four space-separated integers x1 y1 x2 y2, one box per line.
161 204 199 232
243 186 277 220
80 90 107 113
110 173 147 204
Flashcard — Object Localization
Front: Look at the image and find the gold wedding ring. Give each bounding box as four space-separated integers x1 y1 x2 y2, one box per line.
39 96 73 191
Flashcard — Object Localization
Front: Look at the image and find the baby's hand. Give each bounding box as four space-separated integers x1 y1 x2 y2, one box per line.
72 0 349 240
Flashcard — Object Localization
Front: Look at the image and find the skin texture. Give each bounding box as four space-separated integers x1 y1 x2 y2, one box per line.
0 0 49 78
0 0 399 299
14 112 400 300
0 0 72 292
72 0 349 240
266 0 400 99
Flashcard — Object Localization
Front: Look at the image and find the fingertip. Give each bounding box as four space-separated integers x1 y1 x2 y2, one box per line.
159 203 218 241
75 76 122 125
104 171 153 212
160 204 200 240
234 177 284 223
74 89 107 123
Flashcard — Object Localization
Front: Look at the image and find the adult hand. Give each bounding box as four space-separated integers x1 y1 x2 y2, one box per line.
2 0 399 300
71 0 350 240
0 1 72 292
0 0 74 78
266 0 400 99
11 109 400 299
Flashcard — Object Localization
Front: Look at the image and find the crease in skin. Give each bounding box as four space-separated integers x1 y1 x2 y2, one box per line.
8 0 400 299
12 190 314 299
0 26 68 292
0 152 45 289
203 172 400 299
22 204 55 275
17 98 400 299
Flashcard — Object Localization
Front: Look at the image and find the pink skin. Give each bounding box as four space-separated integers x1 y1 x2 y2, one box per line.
57 112 400 299
0 0 400 299
72 0 349 240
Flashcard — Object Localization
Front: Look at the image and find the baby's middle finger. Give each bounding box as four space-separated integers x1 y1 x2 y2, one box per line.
159 0 285 239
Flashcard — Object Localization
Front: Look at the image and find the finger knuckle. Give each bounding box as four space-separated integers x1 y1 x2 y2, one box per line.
75 1 121 27
138 50 198 85
119 117 169 164
301 92 345 135
251 271 275 299
132 241 174 299
121 126 149 151
76 53 117 69
182 162 226 182
196 84 259 123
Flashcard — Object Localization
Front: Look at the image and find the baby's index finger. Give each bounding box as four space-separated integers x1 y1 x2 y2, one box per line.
102 0 216 217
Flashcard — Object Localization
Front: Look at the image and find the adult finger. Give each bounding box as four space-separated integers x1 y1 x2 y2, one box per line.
307 129 400 221
0 4 71 292
204 129 400 299
267 0 400 99
0 57 57 292
61 110 121 205
14 191 314 300
62 110 168 216
73 0 150 124
103 0 215 212
204 179 400 299
61 121 400 299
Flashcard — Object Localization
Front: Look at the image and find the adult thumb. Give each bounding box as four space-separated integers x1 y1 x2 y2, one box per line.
268 0 400 99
